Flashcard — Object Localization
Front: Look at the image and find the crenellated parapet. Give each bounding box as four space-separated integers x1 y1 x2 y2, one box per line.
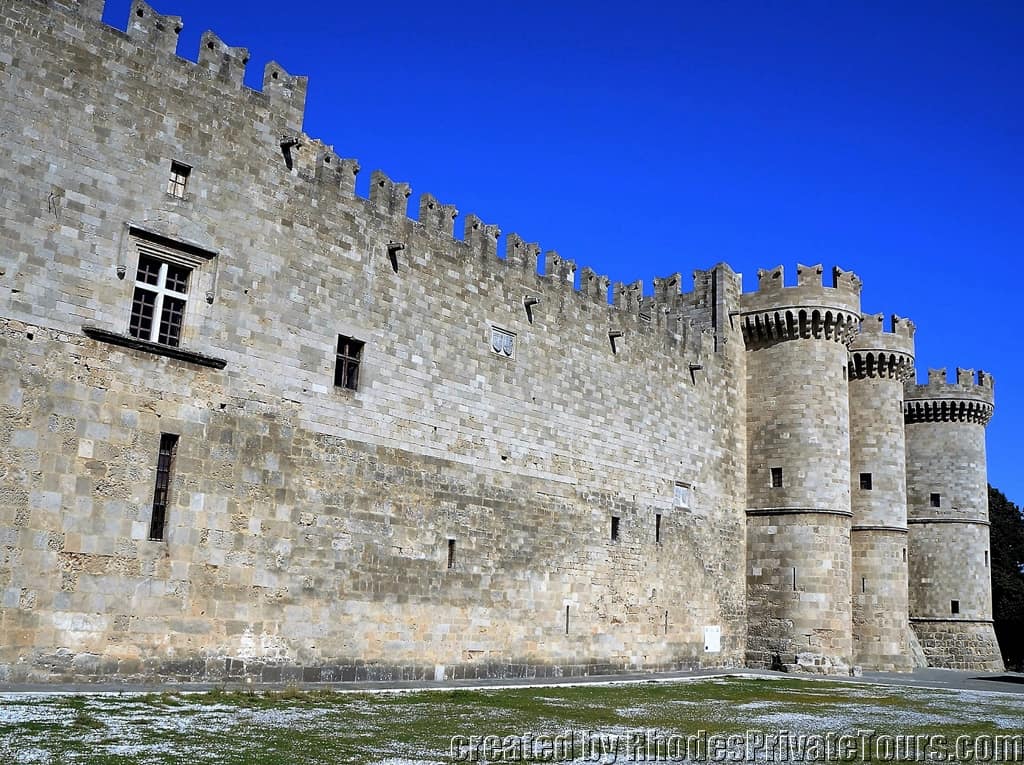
904 369 994 426
739 264 862 347
849 313 915 381
40 0 740 361
74 0 312 132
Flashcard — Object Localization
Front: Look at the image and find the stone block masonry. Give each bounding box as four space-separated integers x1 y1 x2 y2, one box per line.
0 0 1002 682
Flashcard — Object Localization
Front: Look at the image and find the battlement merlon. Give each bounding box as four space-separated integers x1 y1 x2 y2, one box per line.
543 251 576 288
849 313 916 357
653 274 683 305
613 280 644 315
314 150 359 195
418 194 458 238
904 368 996 411
128 0 182 56
263 61 308 133
463 215 501 259
369 171 412 219
199 31 249 88
504 234 540 272
580 267 611 305
738 264 862 318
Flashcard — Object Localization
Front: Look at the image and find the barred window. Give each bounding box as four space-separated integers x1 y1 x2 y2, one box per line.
167 161 191 198
129 254 191 347
335 335 364 390
149 433 179 541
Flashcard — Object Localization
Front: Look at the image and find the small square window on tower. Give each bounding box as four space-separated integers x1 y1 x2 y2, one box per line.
490 326 515 359
166 161 191 198
770 467 784 488
610 516 620 541
930 493 942 508
334 335 364 390
860 473 873 490
674 482 691 509
950 599 960 615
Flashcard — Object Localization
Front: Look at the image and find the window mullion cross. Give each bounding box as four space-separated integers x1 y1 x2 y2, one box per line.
149 262 167 343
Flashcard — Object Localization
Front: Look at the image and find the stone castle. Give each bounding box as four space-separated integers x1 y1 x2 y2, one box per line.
0 0 1003 683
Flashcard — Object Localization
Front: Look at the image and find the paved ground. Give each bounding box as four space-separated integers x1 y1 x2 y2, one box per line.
1 667 1023 696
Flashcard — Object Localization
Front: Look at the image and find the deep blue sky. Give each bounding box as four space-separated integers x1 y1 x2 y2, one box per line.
103 1 1024 505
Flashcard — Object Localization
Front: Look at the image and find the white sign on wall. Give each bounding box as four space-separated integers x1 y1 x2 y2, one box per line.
704 625 722 653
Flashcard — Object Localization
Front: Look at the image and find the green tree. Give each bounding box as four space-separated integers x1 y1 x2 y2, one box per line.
990 485 1024 670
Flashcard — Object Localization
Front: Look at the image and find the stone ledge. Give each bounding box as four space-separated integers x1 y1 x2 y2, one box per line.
746 507 853 518
907 518 990 527
81 325 227 369
910 618 995 625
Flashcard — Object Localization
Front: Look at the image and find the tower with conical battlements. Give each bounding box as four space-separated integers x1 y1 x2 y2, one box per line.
848 314 918 671
904 369 1003 671
740 264 861 672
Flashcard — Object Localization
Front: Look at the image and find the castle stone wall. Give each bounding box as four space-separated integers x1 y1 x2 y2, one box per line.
0 0 1006 682
0 0 748 682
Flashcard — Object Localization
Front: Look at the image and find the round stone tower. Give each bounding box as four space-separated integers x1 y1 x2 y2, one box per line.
848 313 916 671
740 264 861 673
904 368 1002 670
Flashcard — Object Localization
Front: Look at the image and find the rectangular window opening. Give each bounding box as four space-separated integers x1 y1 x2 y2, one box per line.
129 255 192 348
859 472 873 490
985 550 989 567
792 567 797 591
771 467 784 489
673 482 691 509
335 335 365 391
902 547 907 563
951 599 960 615
447 538 456 570
861 576 867 594
930 493 941 508
655 513 662 544
610 516 620 542
565 605 570 635
167 161 191 198
664 610 669 635
148 433 179 541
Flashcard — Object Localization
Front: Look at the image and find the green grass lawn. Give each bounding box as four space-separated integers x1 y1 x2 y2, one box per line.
1 677 1021 764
